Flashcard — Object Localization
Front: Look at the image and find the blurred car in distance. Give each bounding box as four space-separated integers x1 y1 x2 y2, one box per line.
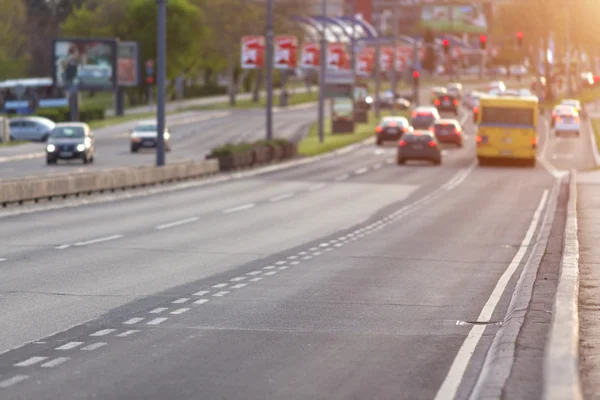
554 111 580 137
9 116 55 142
434 94 459 115
375 116 411 146
410 107 441 130
432 119 464 147
397 130 442 165
130 120 172 153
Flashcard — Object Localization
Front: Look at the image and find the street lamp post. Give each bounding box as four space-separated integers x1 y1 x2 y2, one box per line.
265 0 274 140
350 0 357 123
317 0 327 143
156 0 167 166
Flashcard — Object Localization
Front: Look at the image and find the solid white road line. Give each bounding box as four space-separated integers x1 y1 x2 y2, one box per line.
81 342 107 351
0 375 29 388
15 357 47 367
116 330 139 337
270 193 295 202
155 217 199 230
434 189 550 400
147 317 168 325
222 203 255 214
308 183 326 191
74 234 123 247
90 329 116 337
55 342 83 350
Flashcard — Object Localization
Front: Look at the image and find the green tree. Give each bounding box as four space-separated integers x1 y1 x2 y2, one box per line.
0 0 29 79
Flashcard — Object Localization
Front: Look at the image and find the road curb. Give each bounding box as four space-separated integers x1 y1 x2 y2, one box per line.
468 179 560 399
543 169 583 400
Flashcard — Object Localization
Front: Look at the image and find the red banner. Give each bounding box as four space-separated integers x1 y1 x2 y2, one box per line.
241 36 264 69
274 36 297 69
356 47 375 75
327 43 349 70
300 42 320 68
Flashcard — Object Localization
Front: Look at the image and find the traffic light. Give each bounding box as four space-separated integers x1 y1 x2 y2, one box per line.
413 70 420 83
516 31 523 47
479 35 487 50
146 76 154 85
442 39 449 55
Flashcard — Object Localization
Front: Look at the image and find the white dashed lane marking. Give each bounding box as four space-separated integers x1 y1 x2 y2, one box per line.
55 342 83 351
279 266 289 270
82 342 107 351
270 193 295 202
116 330 139 337
0 258 6 262
212 283 228 288
15 357 47 367
54 245 70 250
147 317 168 325
90 329 116 337
230 277 246 282
247 271 262 276
193 291 210 296
355 167 369 175
149 307 168 314
335 174 349 181
194 299 209 305
74 234 123 247
41 357 70 368
213 291 229 297
264 271 277 276
155 217 198 230
171 308 190 315
231 283 247 289
123 318 144 325
222 203 255 214
0 375 29 388
308 183 325 191
172 298 190 304
373 163 383 169
249 277 263 282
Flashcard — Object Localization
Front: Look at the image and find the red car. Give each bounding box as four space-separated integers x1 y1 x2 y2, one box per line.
432 119 464 147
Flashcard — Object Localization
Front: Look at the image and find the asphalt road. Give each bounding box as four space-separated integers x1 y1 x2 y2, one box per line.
0 105 316 179
0 102 590 399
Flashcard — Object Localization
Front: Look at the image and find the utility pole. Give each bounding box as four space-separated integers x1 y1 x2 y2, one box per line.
265 0 274 140
350 0 357 122
565 5 571 96
156 0 166 166
390 7 398 116
373 12 381 119
318 0 327 143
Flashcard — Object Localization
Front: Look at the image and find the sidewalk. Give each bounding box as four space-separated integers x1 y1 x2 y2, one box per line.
576 169 600 399
104 86 311 117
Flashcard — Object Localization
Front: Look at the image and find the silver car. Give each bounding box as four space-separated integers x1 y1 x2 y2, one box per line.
9 116 56 142
130 120 172 153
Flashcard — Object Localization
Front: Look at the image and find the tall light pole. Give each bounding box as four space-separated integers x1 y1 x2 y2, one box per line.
156 0 167 166
350 0 357 122
318 0 327 143
390 7 397 116
565 5 571 96
265 0 274 140
374 12 381 119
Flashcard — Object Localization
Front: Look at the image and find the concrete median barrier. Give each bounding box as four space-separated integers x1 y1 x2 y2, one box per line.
0 159 219 206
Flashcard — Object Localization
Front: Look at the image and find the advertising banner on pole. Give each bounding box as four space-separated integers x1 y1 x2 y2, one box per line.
274 36 298 69
379 46 394 72
241 36 265 69
356 47 375 76
396 45 413 71
300 42 320 69
327 43 349 70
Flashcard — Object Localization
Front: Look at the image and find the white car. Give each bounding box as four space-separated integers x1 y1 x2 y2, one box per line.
560 99 586 118
488 81 506 92
130 120 172 153
554 112 580 137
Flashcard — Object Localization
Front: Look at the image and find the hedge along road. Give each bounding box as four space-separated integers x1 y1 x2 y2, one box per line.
0 105 317 179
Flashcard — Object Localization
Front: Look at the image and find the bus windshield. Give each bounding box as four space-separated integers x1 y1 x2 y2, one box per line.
481 107 534 126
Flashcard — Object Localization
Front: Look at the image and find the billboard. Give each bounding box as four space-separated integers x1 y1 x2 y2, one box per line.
274 36 298 69
327 43 349 70
117 41 139 87
52 38 118 90
356 47 375 76
301 43 320 69
241 36 265 69
420 4 488 33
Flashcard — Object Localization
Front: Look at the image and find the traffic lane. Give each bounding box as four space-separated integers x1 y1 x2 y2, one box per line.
543 114 596 171
0 155 556 399
0 109 315 179
0 131 474 259
0 151 471 353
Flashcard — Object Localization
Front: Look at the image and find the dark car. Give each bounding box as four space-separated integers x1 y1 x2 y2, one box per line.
434 94 459 115
375 116 411 146
432 119 464 147
410 107 441 130
397 130 442 165
46 122 95 165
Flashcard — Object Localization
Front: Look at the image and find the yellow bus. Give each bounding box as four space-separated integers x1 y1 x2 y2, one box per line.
475 95 538 167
